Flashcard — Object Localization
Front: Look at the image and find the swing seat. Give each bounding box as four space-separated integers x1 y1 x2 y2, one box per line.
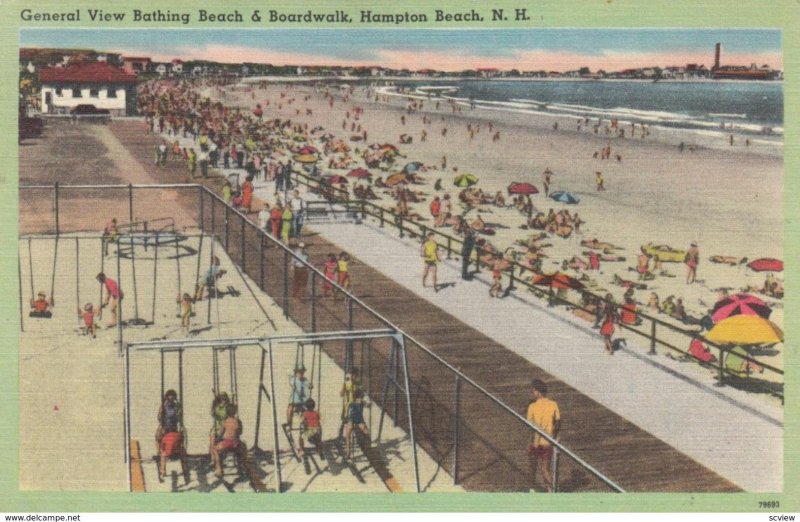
29 310 52 319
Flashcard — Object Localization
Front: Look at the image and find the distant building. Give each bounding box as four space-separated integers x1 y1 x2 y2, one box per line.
122 56 151 75
476 67 500 78
39 62 137 116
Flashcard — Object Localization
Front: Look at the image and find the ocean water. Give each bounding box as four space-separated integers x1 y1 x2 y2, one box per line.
392 79 783 137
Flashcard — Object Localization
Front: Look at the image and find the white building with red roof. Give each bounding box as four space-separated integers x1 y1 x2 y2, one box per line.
39 62 137 116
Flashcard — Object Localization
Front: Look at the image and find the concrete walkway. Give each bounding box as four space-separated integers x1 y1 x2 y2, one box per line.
302 217 783 493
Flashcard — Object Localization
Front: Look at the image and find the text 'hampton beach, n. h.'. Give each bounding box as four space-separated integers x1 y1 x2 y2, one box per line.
19 7 533 25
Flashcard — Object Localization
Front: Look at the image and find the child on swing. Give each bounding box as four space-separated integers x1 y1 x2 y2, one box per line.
30 291 53 318
77 302 99 337
299 398 324 459
156 389 189 484
343 390 369 458
287 366 312 426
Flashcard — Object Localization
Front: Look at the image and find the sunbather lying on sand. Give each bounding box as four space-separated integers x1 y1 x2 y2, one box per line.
612 274 647 290
709 255 748 266
581 238 619 251
583 251 626 262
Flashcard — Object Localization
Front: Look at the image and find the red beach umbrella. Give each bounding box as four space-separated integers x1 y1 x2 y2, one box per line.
298 145 318 154
508 182 539 195
747 258 783 272
711 293 772 324
347 168 372 179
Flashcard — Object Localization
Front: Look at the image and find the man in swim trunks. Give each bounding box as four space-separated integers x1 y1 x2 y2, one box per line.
526 379 560 492
421 232 440 291
211 403 245 479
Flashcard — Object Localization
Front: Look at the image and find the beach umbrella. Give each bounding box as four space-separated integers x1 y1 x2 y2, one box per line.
380 143 399 152
711 294 771 324
347 168 372 179
705 315 783 346
293 154 319 164
385 172 409 187
531 272 584 290
403 161 425 174
453 173 479 188
508 182 539 195
298 146 318 155
549 191 580 204
747 258 783 272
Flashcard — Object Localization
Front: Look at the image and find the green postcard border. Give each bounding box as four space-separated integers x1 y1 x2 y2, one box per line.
0 0 797 513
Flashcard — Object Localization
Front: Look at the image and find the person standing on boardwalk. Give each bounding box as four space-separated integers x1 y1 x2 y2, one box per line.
461 218 476 280
685 242 699 284
241 175 254 213
421 232 440 291
290 190 305 238
527 379 560 493
291 242 309 299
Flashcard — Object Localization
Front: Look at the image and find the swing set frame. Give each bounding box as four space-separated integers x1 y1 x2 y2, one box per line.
124 328 420 493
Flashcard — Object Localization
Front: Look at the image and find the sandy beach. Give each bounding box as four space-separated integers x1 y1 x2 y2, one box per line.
203 79 783 336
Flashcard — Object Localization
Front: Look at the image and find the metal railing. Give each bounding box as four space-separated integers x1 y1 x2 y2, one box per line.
288 170 784 402
19 182 624 492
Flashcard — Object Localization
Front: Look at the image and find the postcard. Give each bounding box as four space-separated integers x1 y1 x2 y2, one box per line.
2 0 797 516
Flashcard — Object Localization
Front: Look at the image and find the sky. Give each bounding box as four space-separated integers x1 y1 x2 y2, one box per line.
20 28 783 71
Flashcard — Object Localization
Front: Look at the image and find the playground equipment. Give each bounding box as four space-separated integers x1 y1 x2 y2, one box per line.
124 328 420 493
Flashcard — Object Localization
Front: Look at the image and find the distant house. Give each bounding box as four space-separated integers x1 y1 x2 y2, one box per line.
154 63 168 76
476 67 500 78
122 56 151 75
171 59 183 75
39 62 137 116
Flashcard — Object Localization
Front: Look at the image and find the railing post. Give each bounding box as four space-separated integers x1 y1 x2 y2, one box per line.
715 345 726 387
310 272 317 333
128 183 134 225
283 248 289 319
211 196 216 237
379 208 384 228
259 234 265 289
452 374 461 485
447 237 452 260
398 215 404 238
240 218 246 270
648 321 657 355
360 201 366 220
420 225 426 243
53 182 60 235
199 186 205 232
552 447 560 493
224 206 230 250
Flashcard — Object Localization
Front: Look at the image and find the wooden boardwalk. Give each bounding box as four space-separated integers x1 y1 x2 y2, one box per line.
110 121 740 493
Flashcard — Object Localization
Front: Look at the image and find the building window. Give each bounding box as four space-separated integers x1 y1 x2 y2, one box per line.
107 88 117 98
55 87 62 97
72 87 82 98
89 88 99 98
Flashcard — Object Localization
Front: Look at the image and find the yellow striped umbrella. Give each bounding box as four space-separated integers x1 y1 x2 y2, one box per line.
293 154 319 164
705 315 783 346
